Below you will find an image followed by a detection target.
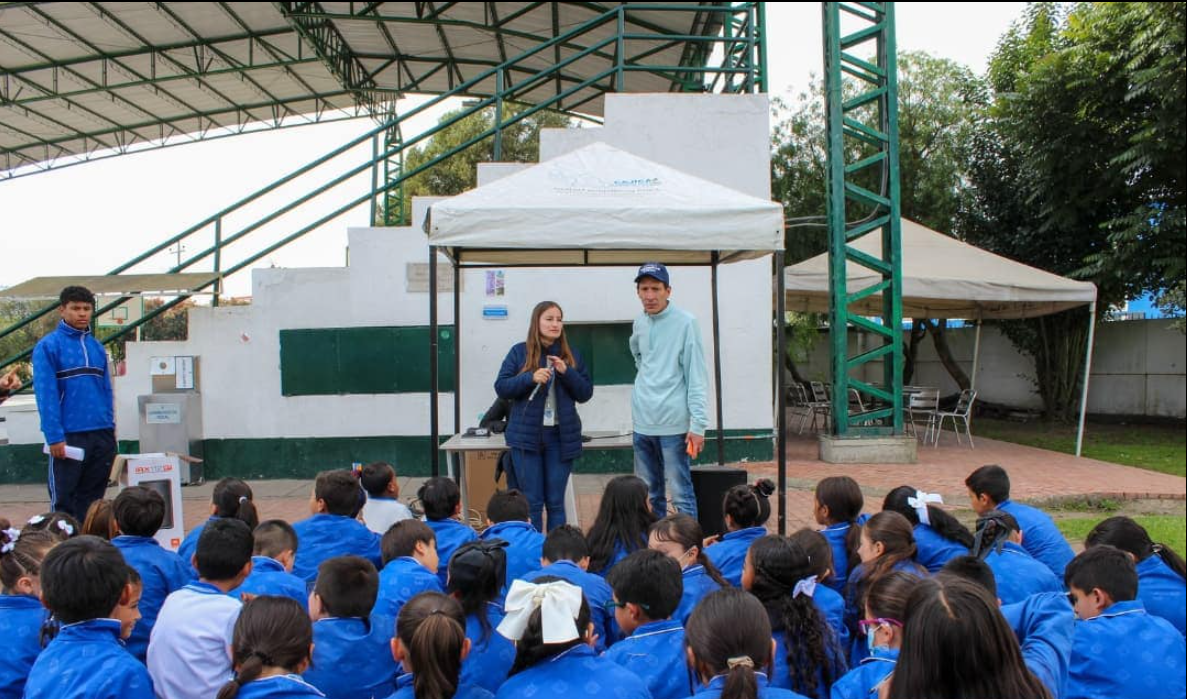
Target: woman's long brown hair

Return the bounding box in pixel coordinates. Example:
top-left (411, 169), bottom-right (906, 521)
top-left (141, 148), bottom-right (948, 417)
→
top-left (520, 301), bottom-right (576, 374)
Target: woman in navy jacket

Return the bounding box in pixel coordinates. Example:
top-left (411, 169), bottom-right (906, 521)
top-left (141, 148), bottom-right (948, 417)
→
top-left (495, 301), bottom-right (593, 532)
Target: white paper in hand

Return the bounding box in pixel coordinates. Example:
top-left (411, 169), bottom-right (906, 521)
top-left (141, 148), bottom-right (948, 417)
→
top-left (43, 444), bottom-right (85, 461)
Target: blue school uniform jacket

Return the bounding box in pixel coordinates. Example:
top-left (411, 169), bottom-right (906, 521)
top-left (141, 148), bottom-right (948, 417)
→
top-left (998, 500), bottom-right (1075, 577)
top-left (694, 673), bottom-right (809, 699)
top-left (911, 523), bottom-right (969, 573)
top-left (461, 603), bottom-right (516, 694)
top-left (387, 672), bottom-right (493, 699)
top-left (1000, 591), bottom-right (1074, 699)
top-left (292, 514), bottom-right (382, 582)
top-left (704, 526), bottom-right (766, 587)
top-left (23, 619), bottom-right (154, 699)
top-left (604, 619), bottom-right (693, 699)
top-left (111, 534), bottom-right (193, 661)
top-left (235, 674), bottom-right (327, 698)
top-left (1135, 554), bottom-right (1186, 636)
top-left (427, 517), bottom-right (479, 588)
top-left (526, 560), bottom-right (615, 650)
top-left (829, 647), bottom-right (898, 699)
top-left (374, 556), bottom-right (444, 622)
top-left (983, 541), bottom-right (1064, 605)
top-left (772, 613), bottom-right (847, 699)
top-left (177, 516), bottom-right (216, 576)
top-left (590, 539), bottom-right (643, 578)
top-left (31, 320), bottom-right (114, 444)
top-left (0, 594), bottom-right (46, 699)
top-left (674, 564), bottom-right (725, 626)
top-left (1067, 600), bottom-right (1186, 699)
top-left (494, 644), bottom-right (650, 699)
top-left (480, 521), bottom-right (544, 592)
top-left (821, 524), bottom-right (856, 594)
top-left (814, 585), bottom-right (850, 652)
top-left (232, 556), bottom-right (309, 609)
top-left (304, 617), bottom-right (398, 699)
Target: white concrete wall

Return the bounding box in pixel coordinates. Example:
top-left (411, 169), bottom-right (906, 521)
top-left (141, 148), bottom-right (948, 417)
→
top-left (793, 320), bottom-right (1186, 418)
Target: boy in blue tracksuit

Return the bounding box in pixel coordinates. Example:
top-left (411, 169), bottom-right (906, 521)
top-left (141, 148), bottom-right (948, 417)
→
top-left (292, 470), bottom-right (382, 583)
top-left (232, 520), bottom-right (308, 609)
top-left (32, 286), bottom-right (117, 521)
top-left (110, 486), bottom-right (192, 661)
top-left (605, 550), bottom-right (694, 699)
top-left (374, 519), bottom-right (443, 623)
top-left (480, 489), bottom-right (544, 594)
top-left (973, 511), bottom-right (1064, 605)
top-left (966, 465), bottom-right (1074, 577)
top-left (1065, 546), bottom-right (1187, 699)
top-left (24, 537), bottom-right (154, 699)
top-left (524, 525), bottom-right (616, 650)
top-left (419, 477), bottom-right (479, 588)
top-left (303, 556), bottom-right (399, 699)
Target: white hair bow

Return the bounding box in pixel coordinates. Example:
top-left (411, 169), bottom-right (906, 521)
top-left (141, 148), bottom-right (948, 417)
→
top-left (1, 528), bottom-right (20, 554)
top-left (497, 579), bottom-right (585, 644)
top-left (907, 490), bottom-right (943, 526)
top-left (792, 575), bottom-right (818, 599)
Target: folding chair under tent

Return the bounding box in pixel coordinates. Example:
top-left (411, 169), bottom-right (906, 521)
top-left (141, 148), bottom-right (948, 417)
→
top-left (422, 141), bottom-right (793, 530)
top-left (783, 219), bottom-right (1100, 454)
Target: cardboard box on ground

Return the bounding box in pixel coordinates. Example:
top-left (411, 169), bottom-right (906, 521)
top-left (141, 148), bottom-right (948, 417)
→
top-left (464, 450), bottom-right (506, 526)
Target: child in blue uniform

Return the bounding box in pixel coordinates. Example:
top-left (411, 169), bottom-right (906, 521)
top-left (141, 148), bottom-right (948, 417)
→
top-left (704, 479), bottom-right (774, 587)
top-left (178, 478), bottom-right (258, 577)
top-left (788, 529), bottom-right (848, 651)
top-left (360, 461), bottom-right (414, 536)
top-left (685, 587), bottom-right (808, 699)
top-left (375, 519), bottom-right (443, 623)
top-left (389, 591), bottom-right (494, 699)
top-left (524, 525), bottom-right (616, 650)
top-left (293, 470), bottom-right (382, 583)
top-left (972, 511), bottom-right (1063, 605)
top-left (966, 464), bottom-right (1074, 577)
top-left (886, 575), bottom-right (1054, 699)
top-left (843, 513), bottom-right (925, 666)
top-left (419, 477), bottom-right (479, 588)
top-left (881, 486), bottom-right (971, 573)
top-left (812, 477), bottom-right (865, 595)
top-left (448, 540), bottom-right (516, 694)
top-left (585, 475), bottom-right (657, 577)
top-left (1085, 516), bottom-right (1186, 635)
top-left (605, 549), bottom-right (694, 699)
top-left (649, 514), bottom-right (727, 625)
top-left (217, 596), bottom-right (323, 699)
top-left (24, 536), bottom-right (154, 699)
top-left (742, 536), bottom-right (845, 699)
top-left (1065, 546), bottom-right (1187, 699)
top-left (494, 577), bottom-right (650, 699)
top-left (830, 571), bottom-right (918, 699)
top-left (479, 489), bottom-right (544, 594)
top-left (0, 522), bottom-right (56, 699)
top-left (110, 485), bottom-right (192, 661)
top-left (304, 555), bottom-right (398, 699)
top-left (233, 520), bottom-right (308, 609)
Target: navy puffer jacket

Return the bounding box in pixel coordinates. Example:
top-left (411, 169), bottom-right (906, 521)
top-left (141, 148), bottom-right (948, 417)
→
top-left (494, 341), bottom-right (593, 460)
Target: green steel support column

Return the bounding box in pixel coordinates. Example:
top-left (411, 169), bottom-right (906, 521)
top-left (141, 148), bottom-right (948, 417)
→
top-left (822, 2), bottom-right (904, 436)
top-left (213, 218), bottom-right (222, 307)
top-left (383, 110), bottom-right (406, 226)
top-left (494, 70), bottom-right (505, 162)
top-left (756, 1), bottom-right (768, 93)
top-left (370, 133), bottom-right (380, 225)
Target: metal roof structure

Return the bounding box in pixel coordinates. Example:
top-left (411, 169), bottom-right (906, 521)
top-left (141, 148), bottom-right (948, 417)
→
top-left (1, 2), bottom-right (735, 179)
top-left (0, 273), bottom-right (220, 299)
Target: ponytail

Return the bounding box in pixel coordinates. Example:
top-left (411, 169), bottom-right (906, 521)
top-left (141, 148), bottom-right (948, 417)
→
top-left (217, 597), bottom-right (311, 699)
top-left (720, 656), bottom-right (760, 699)
top-left (397, 592), bottom-right (468, 699)
top-left (814, 477), bottom-right (864, 575)
top-left (1085, 515), bottom-right (1186, 581)
top-left (972, 511), bottom-right (1018, 560)
top-left (212, 478), bottom-right (259, 530)
top-left (686, 588), bottom-right (774, 699)
top-left (882, 486), bottom-right (974, 548)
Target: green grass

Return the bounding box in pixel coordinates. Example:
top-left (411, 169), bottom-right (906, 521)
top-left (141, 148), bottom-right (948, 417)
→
top-left (1056, 515), bottom-right (1187, 557)
top-left (975, 418), bottom-right (1186, 476)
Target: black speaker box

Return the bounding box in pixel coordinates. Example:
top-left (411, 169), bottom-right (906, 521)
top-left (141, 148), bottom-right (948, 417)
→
top-left (691, 465), bottom-right (748, 537)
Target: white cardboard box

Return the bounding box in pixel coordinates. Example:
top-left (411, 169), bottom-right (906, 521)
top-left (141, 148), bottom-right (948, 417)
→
top-left (110, 452), bottom-right (194, 551)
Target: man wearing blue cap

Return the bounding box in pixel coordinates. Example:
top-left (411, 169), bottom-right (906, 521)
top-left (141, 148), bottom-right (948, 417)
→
top-left (629, 262), bottom-right (708, 518)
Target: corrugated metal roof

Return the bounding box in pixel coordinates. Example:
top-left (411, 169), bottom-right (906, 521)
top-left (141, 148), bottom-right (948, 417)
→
top-left (1, 273), bottom-right (220, 299)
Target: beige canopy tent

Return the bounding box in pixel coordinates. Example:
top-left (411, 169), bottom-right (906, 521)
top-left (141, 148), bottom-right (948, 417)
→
top-left (784, 219), bottom-right (1099, 455)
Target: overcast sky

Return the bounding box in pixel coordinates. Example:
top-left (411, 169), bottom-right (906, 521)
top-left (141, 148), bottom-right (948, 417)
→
top-left (0, 2), bottom-right (1025, 299)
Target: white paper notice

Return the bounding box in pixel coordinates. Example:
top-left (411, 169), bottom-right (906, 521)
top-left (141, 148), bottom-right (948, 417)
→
top-left (43, 444), bottom-right (85, 461)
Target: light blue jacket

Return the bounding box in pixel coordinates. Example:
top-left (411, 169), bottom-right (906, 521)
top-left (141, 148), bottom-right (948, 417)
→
top-left (630, 303), bottom-right (708, 436)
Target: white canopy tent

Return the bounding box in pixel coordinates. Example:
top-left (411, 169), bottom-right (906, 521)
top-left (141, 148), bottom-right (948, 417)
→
top-left (784, 219), bottom-right (1099, 454)
top-left (423, 141), bottom-right (793, 529)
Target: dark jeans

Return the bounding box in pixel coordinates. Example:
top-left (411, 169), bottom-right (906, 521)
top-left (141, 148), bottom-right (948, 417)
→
top-left (510, 426), bottom-right (571, 532)
top-left (48, 428), bottom-right (115, 520)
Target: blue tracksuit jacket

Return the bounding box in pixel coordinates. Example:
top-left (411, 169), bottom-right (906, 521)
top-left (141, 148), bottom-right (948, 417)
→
top-left (526, 560), bottom-right (616, 650)
top-left (22, 619), bottom-right (154, 699)
top-left (427, 517), bottom-right (479, 588)
top-left (674, 564), bottom-right (724, 626)
top-left (1067, 599), bottom-right (1186, 699)
top-left (983, 541), bottom-right (1064, 605)
top-left (480, 520), bottom-right (544, 594)
top-left (32, 320), bottom-right (114, 444)
top-left (604, 618), bottom-right (693, 699)
top-left (232, 556), bottom-right (309, 609)
top-left (0, 594), bottom-right (46, 699)
top-left (387, 672), bottom-right (493, 699)
top-left (233, 674), bottom-right (327, 698)
top-left (829, 647), bottom-right (898, 699)
top-left (292, 514), bottom-right (382, 583)
top-left (814, 584), bottom-right (850, 652)
top-left (374, 556), bottom-right (444, 624)
top-left (111, 534), bottom-right (192, 661)
top-left (704, 526), bottom-right (766, 588)
top-left (303, 617), bottom-right (398, 699)
top-left (998, 500), bottom-right (1075, 577)
top-left (1000, 591), bottom-right (1074, 699)
top-left (460, 603), bottom-right (515, 694)
top-left (1135, 554), bottom-right (1186, 636)
top-left (912, 523), bottom-right (969, 573)
top-left (695, 673), bottom-right (809, 699)
top-left (494, 644), bottom-right (651, 699)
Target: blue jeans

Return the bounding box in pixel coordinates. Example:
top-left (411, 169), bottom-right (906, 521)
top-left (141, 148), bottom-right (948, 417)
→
top-left (633, 432), bottom-right (697, 518)
top-left (510, 427), bottom-right (571, 531)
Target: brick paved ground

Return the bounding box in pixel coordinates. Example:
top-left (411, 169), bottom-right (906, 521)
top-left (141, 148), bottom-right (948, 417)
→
top-left (1, 429), bottom-right (1181, 536)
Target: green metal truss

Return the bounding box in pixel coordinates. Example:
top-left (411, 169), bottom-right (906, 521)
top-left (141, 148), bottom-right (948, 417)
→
top-left (822, 2), bottom-right (904, 436)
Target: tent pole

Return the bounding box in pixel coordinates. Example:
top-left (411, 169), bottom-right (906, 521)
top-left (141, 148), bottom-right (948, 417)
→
top-left (453, 257), bottom-right (461, 438)
top-left (971, 319), bottom-right (982, 392)
top-left (711, 252), bottom-right (725, 466)
top-left (775, 252), bottom-right (787, 535)
top-left (429, 246), bottom-right (440, 477)
top-left (1076, 301), bottom-right (1097, 457)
